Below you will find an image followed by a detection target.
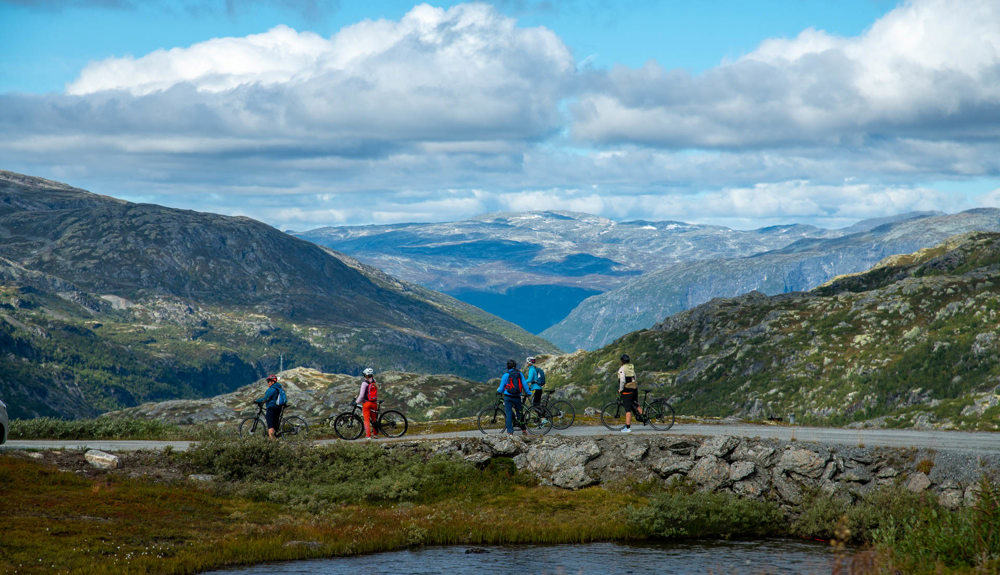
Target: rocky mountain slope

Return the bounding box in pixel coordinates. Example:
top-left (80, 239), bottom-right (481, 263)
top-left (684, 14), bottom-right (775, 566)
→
top-left (0, 171), bottom-right (554, 419)
top-left (543, 232), bottom-right (1000, 431)
top-left (543, 209), bottom-right (1000, 351)
top-left (294, 212), bottom-right (860, 334)
top-left (107, 367), bottom-right (490, 425)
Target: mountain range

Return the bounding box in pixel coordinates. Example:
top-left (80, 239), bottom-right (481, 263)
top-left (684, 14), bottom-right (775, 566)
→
top-left (544, 209), bottom-right (1000, 351)
top-left (294, 212), bottom-right (854, 334)
top-left (0, 171), bottom-right (553, 419)
top-left (294, 209), bottom-right (1000, 351)
top-left (113, 232), bottom-right (1000, 431)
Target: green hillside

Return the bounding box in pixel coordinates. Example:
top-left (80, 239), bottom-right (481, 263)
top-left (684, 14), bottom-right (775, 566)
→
top-left (0, 171), bottom-right (555, 419)
top-left (542, 232), bottom-right (1000, 430)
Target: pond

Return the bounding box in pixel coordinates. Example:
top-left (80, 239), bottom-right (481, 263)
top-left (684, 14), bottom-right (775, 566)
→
top-left (203, 539), bottom-right (847, 574)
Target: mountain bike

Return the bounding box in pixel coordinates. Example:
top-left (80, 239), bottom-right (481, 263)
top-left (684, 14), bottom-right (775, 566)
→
top-left (477, 394), bottom-right (552, 435)
top-left (239, 401), bottom-right (309, 439)
top-left (531, 390), bottom-right (576, 429)
top-left (600, 390), bottom-right (675, 431)
top-left (330, 400), bottom-right (408, 440)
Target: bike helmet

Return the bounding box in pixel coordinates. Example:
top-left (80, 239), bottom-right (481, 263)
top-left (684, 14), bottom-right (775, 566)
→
top-left (526, 356), bottom-right (536, 365)
top-left (266, 375), bottom-right (278, 383)
top-left (362, 367), bottom-right (375, 377)
top-left (620, 354), bottom-right (630, 363)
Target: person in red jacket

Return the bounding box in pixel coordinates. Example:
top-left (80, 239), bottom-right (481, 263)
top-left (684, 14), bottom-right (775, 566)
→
top-left (354, 367), bottom-right (379, 439)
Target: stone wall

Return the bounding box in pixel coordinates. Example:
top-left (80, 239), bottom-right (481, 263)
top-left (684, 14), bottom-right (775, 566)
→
top-left (417, 434), bottom-right (1000, 508)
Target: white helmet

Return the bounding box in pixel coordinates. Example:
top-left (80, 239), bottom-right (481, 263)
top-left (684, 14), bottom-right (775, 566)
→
top-left (362, 367), bottom-right (375, 377)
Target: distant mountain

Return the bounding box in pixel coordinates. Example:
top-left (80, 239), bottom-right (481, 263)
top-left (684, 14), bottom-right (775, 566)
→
top-left (543, 232), bottom-right (1000, 430)
top-left (294, 211), bottom-right (854, 334)
top-left (542, 209), bottom-right (1000, 351)
top-left (0, 171), bottom-right (554, 419)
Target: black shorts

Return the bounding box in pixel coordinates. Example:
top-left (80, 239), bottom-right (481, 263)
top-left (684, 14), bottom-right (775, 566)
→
top-left (266, 405), bottom-right (282, 430)
top-left (621, 390), bottom-right (637, 413)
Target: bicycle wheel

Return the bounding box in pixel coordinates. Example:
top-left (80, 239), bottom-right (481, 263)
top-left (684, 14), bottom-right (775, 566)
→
top-left (334, 412), bottom-right (364, 440)
top-left (600, 401), bottom-right (627, 431)
top-left (547, 399), bottom-right (576, 430)
top-left (239, 417), bottom-right (266, 438)
top-left (377, 410), bottom-right (408, 438)
top-left (646, 400), bottom-right (676, 431)
top-left (280, 415), bottom-right (309, 440)
top-left (523, 405), bottom-right (552, 435)
top-left (477, 405), bottom-right (506, 435)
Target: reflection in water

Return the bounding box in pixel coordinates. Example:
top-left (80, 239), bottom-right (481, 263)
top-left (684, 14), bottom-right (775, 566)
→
top-left (204, 539), bottom-right (844, 575)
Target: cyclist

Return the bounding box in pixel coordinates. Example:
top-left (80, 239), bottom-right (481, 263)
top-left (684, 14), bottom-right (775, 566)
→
top-left (525, 356), bottom-right (544, 407)
top-left (496, 359), bottom-right (529, 437)
top-left (618, 354), bottom-right (643, 433)
top-left (354, 367), bottom-right (379, 439)
top-left (254, 375), bottom-right (284, 440)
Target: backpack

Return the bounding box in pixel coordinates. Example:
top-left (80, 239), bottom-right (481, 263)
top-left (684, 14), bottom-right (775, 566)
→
top-left (621, 364), bottom-right (637, 389)
top-left (536, 366), bottom-right (546, 386)
top-left (365, 381), bottom-right (378, 402)
top-left (275, 385), bottom-right (288, 406)
top-left (504, 370), bottom-right (524, 395)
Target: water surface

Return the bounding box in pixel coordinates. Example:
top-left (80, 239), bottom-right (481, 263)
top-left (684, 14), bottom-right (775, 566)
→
top-left (204, 539), bottom-right (844, 574)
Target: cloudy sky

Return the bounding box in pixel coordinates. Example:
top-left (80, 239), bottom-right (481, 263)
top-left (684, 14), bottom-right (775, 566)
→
top-left (2, 0), bottom-right (999, 231)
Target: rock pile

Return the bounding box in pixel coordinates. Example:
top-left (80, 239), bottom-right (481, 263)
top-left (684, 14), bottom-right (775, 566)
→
top-left (419, 434), bottom-right (997, 508)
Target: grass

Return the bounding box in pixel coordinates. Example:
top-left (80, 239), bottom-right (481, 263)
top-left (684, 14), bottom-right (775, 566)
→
top-left (4, 437), bottom-right (1000, 574)
top-left (0, 442), bottom-right (634, 575)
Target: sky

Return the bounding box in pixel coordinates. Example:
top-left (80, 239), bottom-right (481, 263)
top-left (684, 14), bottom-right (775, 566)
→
top-left (2, 0), bottom-right (1000, 231)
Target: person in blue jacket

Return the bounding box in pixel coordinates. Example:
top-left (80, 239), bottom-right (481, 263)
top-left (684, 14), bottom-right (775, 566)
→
top-left (525, 356), bottom-right (543, 407)
top-left (254, 375), bottom-right (283, 439)
top-left (496, 359), bottom-right (529, 436)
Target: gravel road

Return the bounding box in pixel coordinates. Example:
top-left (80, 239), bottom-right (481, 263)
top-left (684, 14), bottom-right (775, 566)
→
top-left (3, 422), bottom-right (997, 454)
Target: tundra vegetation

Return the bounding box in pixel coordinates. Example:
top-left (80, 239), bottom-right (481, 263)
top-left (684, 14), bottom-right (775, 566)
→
top-left (3, 437), bottom-right (999, 575)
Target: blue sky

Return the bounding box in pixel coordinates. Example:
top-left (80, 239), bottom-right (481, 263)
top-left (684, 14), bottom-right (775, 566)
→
top-left (2, 0), bottom-right (999, 231)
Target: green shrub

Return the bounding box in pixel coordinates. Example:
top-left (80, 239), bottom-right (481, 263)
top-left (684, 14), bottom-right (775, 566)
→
top-left (871, 475), bottom-right (1000, 570)
top-left (627, 489), bottom-right (784, 539)
top-left (184, 437), bottom-right (534, 511)
top-left (10, 417), bottom-right (181, 440)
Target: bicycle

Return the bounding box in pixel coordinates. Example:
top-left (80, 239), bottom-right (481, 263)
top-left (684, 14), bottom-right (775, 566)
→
top-left (239, 401), bottom-right (309, 439)
top-left (329, 400), bottom-right (408, 440)
top-left (477, 393), bottom-right (552, 435)
top-left (600, 390), bottom-right (675, 431)
top-left (531, 390), bottom-right (576, 430)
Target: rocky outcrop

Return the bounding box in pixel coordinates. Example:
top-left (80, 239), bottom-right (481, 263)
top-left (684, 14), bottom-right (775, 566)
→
top-left (420, 435), bottom-right (999, 509)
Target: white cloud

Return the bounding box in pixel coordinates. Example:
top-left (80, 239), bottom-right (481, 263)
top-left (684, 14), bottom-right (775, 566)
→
top-left (3, 0), bottom-right (999, 231)
top-left (68, 25), bottom-right (330, 96)
top-left (572, 0), bottom-right (1000, 148)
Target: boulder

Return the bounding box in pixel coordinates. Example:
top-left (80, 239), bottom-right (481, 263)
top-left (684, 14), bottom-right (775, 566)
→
top-left (85, 450), bottom-right (120, 470)
top-left (650, 452), bottom-right (696, 478)
top-left (688, 455), bottom-right (731, 491)
top-left (778, 448), bottom-right (827, 479)
top-left (696, 436), bottom-right (739, 459)
top-left (729, 460), bottom-right (756, 482)
top-left (905, 472), bottom-right (932, 493)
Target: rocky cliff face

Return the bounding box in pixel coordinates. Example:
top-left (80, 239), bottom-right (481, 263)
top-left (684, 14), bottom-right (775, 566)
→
top-left (546, 232), bottom-right (1000, 430)
top-left (544, 209), bottom-right (1000, 351)
top-left (0, 171), bottom-right (552, 419)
